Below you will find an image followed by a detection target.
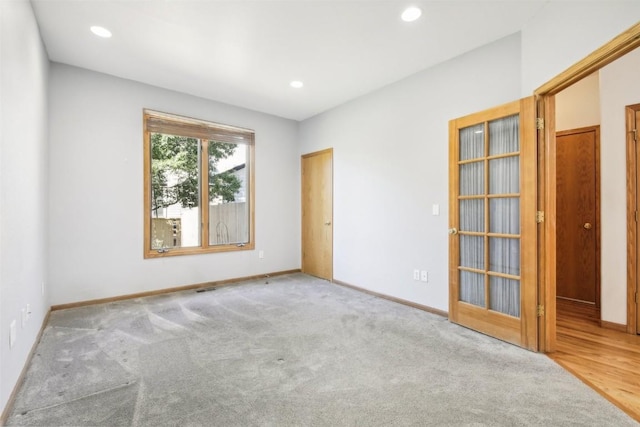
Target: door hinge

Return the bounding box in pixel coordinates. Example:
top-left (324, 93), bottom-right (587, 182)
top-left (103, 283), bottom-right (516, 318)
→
top-left (537, 305), bottom-right (545, 317)
top-left (536, 118), bottom-right (544, 130)
top-left (632, 129), bottom-right (638, 142)
top-left (536, 211), bottom-right (544, 223)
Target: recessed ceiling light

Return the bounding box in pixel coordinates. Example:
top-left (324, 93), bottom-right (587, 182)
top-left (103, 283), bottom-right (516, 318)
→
top-left (290, 80), bottom-right (304, 89)
top-left (90, 26), bottom-right (112, 38)
top-left (401, 6), bottom-right (422, 22)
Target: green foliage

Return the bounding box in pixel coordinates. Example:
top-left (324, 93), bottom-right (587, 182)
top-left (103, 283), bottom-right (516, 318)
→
top-left (151, 133), bottom-right (243, 214)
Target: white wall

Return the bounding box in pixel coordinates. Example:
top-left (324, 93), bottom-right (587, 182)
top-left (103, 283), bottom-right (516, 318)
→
top-left (299, 34), bottom-right (522, 312)
top-left (48, 64), bottom-right (300, 305)
top-left (555, 72), bottom-right (601, 131)
top-left (521, 2), bottom-right (640, 95)
top-left (298, 8), bottom-right (640, 316)
top-left (0, 0), bottom-right (50, 416)
top-left (599, 47), bottom-right (640, 324)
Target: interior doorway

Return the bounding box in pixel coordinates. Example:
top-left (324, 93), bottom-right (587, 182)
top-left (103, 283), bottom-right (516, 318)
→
top-left (536, 22), bottom-right (640, 352)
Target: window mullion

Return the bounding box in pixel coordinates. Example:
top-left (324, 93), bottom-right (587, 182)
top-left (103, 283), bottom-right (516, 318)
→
top-left (201, 139), bottom-right (210, 249)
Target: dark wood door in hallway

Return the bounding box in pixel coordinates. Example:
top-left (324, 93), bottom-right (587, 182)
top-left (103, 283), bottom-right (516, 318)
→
top-left (556, 126), bottom-right (600, 320)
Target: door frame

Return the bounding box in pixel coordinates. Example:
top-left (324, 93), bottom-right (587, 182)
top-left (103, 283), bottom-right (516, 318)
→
top-left (626, 104), bottom-right (640, 334)
top-left (535, 22), bottom-right (640, 351)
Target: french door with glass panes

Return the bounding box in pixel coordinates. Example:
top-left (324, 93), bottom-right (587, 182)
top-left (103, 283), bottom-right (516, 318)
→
top-left (448, 98), bottom-right (537, 351)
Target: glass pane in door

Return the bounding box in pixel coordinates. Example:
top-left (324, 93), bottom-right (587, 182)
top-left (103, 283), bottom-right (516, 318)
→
top-left (460, 124), bottom-right (484, 160)
top-left (460, 271), bottom-right (485, 307)
top-left (490, 276), bottom-right (520, 317)
top-left (489, 198), bottom-right (519, 234)
top-left (489, 115), bottom-right (519, 155)
top-left (489, 157), bottom-right (519, 194)
top-left (460, 199), bottom-right (484, 232)
top-left (460, 235), bottom-right (484, 270)
top-left (460, 162), bottom-right (484, 195)
top-left (489, 237), bottom-right (520, 276)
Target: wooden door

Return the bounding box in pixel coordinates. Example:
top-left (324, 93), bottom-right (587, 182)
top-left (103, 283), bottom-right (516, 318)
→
top-left (301, 149), bottom-right (333, 280)
top-left (556, 126), bottom-right (600, 320)
top-left (449, 97), bottom-right (537, 351)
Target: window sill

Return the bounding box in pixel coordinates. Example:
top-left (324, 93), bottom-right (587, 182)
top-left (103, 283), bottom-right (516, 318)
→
top-left (144, 242), bottom-right (255, 259)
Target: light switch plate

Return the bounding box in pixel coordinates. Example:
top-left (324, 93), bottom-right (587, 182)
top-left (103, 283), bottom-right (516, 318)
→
top-left (432, 204), bottom-right (440, 216)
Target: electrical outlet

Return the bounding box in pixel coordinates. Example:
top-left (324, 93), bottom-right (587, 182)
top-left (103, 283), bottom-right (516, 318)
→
top-left (10, 320), bottom-right (16, 349)
top-left (413, 269), bottom-right (420, 281)
top-left (421, 271), bottom-right (429, 282)
top-left (259, 250), bottom-right (264, 259)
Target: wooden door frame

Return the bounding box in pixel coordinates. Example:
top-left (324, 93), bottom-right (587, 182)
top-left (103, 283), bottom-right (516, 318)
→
top-left (535, 22), bottom-right (640, 352)
top-left (555, 125), bottom-right (601, 320)
top-left (626, 104), bottom-right (640, 334)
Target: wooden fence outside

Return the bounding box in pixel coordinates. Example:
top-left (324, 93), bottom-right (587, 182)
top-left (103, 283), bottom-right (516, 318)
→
top-left (151, 202), bottom-right (247, 248)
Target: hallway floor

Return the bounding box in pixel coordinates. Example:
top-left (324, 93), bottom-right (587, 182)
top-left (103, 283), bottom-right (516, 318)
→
top-left (551, 313), bottom-right (640, 422)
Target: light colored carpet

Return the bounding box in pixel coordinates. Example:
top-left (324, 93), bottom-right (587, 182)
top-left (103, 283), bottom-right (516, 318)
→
top-left (6, 273), bottom-right (637, 426)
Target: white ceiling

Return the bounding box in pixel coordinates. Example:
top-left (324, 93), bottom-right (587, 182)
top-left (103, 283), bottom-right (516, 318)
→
top-left (31, 0), bottom-right (550, 121)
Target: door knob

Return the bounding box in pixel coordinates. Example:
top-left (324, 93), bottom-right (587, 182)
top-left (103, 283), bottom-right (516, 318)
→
top-left (448, 227), bottom-right (458, 235)
top-left (583, 223), bottom-right (592, 230)
top-left (324, 221), bottom-right (331, 226)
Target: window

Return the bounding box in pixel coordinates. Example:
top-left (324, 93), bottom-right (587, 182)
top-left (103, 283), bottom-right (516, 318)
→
top-left (143, 110), bottom-right (255, 258)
